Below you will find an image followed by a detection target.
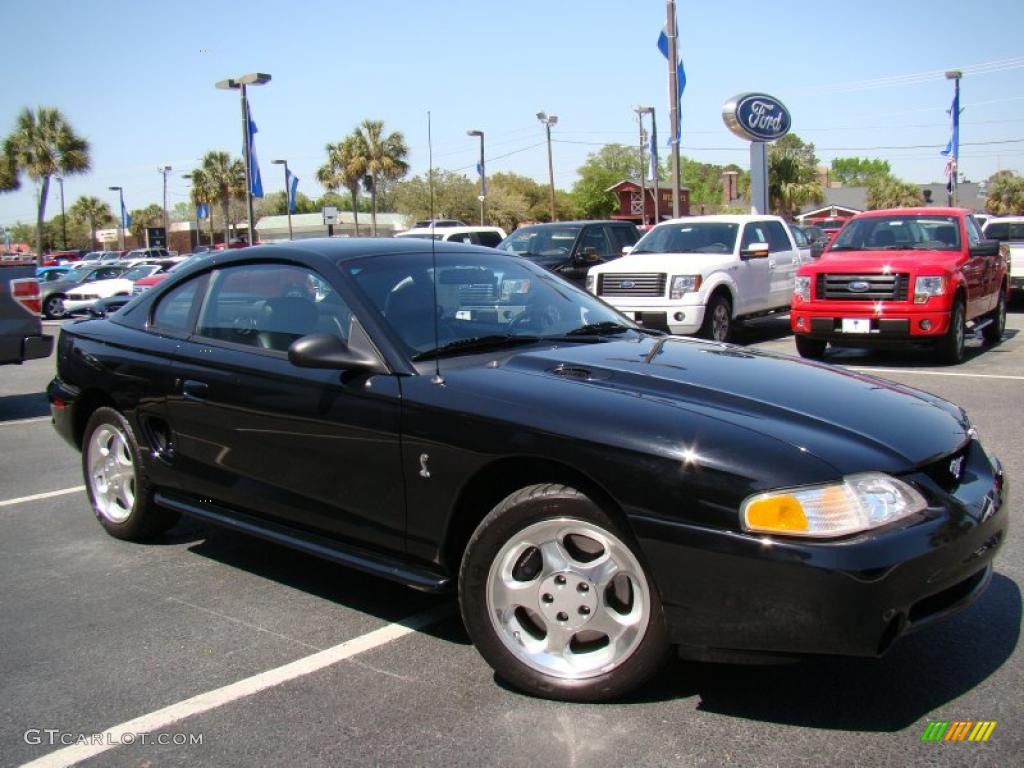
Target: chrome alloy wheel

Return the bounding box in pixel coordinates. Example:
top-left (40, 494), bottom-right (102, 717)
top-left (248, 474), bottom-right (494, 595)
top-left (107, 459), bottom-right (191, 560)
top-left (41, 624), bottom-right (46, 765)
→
top-left (86, 423), bottom-right (136, 524)
top-left (710, 302), bottom-right (731, 342)
top-left (486, 518), bottom-right (650, 680)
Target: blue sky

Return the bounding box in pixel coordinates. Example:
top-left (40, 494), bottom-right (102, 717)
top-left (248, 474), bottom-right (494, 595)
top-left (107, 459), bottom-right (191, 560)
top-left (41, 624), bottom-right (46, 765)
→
top-left (1, 0), bottom-right (1022, 228)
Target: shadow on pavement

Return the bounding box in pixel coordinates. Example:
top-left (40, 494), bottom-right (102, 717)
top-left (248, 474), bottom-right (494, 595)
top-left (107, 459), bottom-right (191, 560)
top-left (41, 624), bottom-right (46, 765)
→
top-left (0, 391), bottom-right (51, 422)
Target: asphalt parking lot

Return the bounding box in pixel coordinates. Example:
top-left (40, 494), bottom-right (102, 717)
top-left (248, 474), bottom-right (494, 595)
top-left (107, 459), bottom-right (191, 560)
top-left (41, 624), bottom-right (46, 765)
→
top-left (2, 303), bottom-right (1022, 768)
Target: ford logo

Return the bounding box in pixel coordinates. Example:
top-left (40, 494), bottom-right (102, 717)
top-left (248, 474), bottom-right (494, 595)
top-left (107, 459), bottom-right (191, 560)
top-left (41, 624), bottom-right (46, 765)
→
top-left (620, 280), bottom-right (636, 289)
top-left (848, 281), bottom-right (871, 293)
top-left (722, 93), bottom-right (792, 143)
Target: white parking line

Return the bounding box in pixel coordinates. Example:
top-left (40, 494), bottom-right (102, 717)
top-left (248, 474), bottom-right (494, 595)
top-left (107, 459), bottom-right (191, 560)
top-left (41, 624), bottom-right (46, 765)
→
top-left (846, 367), bottom-right (1024, 381)
top-left (0, 416), bottom-right (51, 427)
top-left (20, 604), bottom-right (453, 768)
top-left (0, 486), bottom-right (85, 508)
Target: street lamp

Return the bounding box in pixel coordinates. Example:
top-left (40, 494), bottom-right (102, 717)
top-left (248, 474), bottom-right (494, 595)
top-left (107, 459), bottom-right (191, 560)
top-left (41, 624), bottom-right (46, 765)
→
top-left (216, 72), bottom-right (272, 247)
top-left (108, 186), bottom-right (125, 250)
top-left (536, 112), bottom-right (558, 221)
top-left (158, 165), bottom-right (172, 237)
top-left (271, 159), bottom-right (293, 240)
top-left (467, 130), bottom-right (486, 226)
top-left (945, 69), bottom-right (962, 206)
top-left (55, 176), bottom-right (66, 249)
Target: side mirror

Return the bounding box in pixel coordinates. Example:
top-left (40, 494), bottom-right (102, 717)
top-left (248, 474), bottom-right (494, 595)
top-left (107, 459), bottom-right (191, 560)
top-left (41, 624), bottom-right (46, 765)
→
top-left (741, 242), bottom-right (771, 259)
top-left (577, 246), bottom-right (600, 263)
top-left (288, 333), bottom-right (385, 372)
top-left (970, 239), bottom-right (1000, 258)
top-left (621, 245), bottom-right (634, 256)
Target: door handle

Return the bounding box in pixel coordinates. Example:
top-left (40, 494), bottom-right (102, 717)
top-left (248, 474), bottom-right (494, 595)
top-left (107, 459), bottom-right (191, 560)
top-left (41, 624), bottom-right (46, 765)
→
top-left (768, 259), bottom-right (777, 269)
top-left (181, 379), bottom-right (208, 400)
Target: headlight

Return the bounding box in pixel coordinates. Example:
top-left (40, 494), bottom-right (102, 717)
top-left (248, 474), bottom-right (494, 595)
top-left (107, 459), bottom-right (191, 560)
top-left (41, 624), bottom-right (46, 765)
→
top-left (914, 276), bottom-right (945, 304)
top-left (585, 274), bottom-right (595, 293)
top-left (670, 275), bottom-right (701, 300)
top-left (794, 275), bottom-right (811, 302)
top-left (741, 472), bottom-right (927, 538)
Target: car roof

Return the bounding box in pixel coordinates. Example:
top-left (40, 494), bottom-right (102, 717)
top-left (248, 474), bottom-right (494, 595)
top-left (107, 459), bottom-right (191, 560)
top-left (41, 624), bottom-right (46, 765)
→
top-left (185, 237), bottom-right (501, 267)
top-left (514, 220), bottom-right (632, 228)
top-left (657, 214), bottom-right (783, 224)
top-left (853, 207), bottom-right (966, 218)
top-left (397, 226), bottom-right (505, 236)
top-left (984, 215), bottom-right (1024, 223)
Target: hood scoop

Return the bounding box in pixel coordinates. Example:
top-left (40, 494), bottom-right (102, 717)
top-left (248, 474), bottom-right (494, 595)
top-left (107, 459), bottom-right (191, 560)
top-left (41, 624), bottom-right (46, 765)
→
top-left (548, 364), bottom-right (611, 382)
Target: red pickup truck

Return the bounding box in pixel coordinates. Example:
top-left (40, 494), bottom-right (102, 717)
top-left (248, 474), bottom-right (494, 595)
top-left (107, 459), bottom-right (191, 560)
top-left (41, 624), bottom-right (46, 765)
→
top-left (791, 207), bottom-right (1008, 365)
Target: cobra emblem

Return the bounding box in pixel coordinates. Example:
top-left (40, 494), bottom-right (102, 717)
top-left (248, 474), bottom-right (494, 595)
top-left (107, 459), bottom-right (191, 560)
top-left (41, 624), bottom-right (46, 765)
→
top-left (419, 453), bottom-right (431, 479)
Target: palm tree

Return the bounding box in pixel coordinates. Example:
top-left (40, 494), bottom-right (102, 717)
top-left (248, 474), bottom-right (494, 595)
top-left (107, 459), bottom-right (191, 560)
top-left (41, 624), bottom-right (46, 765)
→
top-left (1, 107), bottom-right (90, 261)
top-left (317, 136), bottom-right (367, 236)
top-left (351, 120), bottom-right (409, 236)
top-left (68, 195), bottom-right (113, 250)
top-left (192, 151), bottom-right (245, 245)
top-left (186, 167), bottom-right (217, 245)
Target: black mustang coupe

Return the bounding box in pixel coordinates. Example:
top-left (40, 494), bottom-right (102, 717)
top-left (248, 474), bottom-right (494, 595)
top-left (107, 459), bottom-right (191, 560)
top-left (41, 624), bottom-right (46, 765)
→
top-left (48, 239), bottom-right (1007, 701)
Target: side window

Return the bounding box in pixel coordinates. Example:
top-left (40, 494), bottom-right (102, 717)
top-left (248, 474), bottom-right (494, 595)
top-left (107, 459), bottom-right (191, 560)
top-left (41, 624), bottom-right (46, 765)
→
top-left (741, 223), bottom-right (769, 249)
top-left (578, 226), bottom-right (614, 258)
top-left (609, 225), bottom-right (638, 251)
top-left (764, 221), bottom-right (793, 253)
top-left (476, 231), bottom-right (503, 248)
top-left (152, 278), bottom-right (202, 334)
top-left (965, 216), bottom-right (982, 246)
top-left (790, 227), bottom-right (809, 248)
top-left (195, 263), bottom-right (352, 352)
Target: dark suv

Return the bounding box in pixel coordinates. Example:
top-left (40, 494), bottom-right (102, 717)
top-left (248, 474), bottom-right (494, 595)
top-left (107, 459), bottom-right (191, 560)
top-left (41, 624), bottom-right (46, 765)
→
top-left (497, 221), bottom-right (639, 285)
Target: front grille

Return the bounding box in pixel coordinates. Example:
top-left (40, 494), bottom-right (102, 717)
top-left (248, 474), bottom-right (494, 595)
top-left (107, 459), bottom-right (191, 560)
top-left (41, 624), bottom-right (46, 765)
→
top-left (598, 273), bottom-right (666, 297)
top-left (815, 273), bottom-right (910, 301)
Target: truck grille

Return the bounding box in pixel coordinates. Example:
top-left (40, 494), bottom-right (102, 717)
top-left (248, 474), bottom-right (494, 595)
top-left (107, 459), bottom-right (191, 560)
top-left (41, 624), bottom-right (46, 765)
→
top-left (815, 273), bottom-right (910, 301)
top-left (598, 273), bottom-right (666, 297)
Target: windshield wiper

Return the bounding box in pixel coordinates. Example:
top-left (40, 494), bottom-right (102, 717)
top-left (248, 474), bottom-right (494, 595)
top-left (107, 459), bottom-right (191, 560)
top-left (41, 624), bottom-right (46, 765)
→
top-left (563, 321), bottom-right (633, 337)
top-left (412, 334), bottom-right (540, 361)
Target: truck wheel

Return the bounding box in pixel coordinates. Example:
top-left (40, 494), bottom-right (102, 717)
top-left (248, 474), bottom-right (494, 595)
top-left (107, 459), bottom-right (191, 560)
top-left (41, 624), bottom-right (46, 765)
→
top-left (938, 298), bottom-right (966, 365)
top-left (82, 407), bottom-right (179, 541)
top-left (795, 335), bottom-right (827, 360)
top-left (982, 288), bottom-right (1006, 344)
top-left (700, 294), bottom-right (733, 343)
top-left (459, 484), bottom-right (670, 702)
top-left (43, 294), bottom-right (66, 319)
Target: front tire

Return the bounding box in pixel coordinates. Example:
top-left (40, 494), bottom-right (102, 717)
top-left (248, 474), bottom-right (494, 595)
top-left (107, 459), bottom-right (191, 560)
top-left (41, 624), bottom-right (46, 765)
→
top-left (700, 293), bottom-right (733, 343)
top-left (82, 407), bottom-right (178, 540)
top-left (982, 287), bottom-right (1006, 344)
top-left (937, 298), bottom-right (966, 365)
top-left (459, 484), bottom-right (669, 702)
top-left (795, 335), bottom-right (827, 360)
top-left (43, 294), bottom-right (66, 319)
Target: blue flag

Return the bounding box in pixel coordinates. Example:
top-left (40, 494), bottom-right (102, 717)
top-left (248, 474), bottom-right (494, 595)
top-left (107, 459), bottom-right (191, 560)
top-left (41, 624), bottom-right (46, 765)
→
top-left (247, 107), bottom-right (264, 198)
top-left (196, 203), bottom-right (210, 220)
top-left (121, 198), bottom-right (131, 228)
top-left (286, 170), bottom-right (299, 213)
top-left (657, 22), bottom-right (686, 144)
top-left (476, 161), bottom-right (487, 195)
top-left (647, 115), bottom-right (659, 183)
top-left (940, 90), bottom-right (960, 161)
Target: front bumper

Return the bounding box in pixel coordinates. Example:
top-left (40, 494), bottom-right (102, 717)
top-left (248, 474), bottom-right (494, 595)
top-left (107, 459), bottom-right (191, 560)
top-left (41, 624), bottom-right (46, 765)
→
top-left (634, 441), bottom-right (1007, 658)
top-left (62, 298), bottom-right (100, 314)
top-left (791, 303), bottom-right (953, 346)
top-left (600, 300), bottom-right (706, 336)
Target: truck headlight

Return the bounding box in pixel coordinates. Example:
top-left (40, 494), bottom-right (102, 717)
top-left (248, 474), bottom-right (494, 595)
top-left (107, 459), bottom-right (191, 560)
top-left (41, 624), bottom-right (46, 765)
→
top-left (585, 274), bottom-right (595, 293)
top-left (794, 275), bottom-right (811, 302)
top-left (914, 276), bottom-right (945, 304)
top-left (741, 472), bottom-right (927, 538)
top-left (670, 275), bottom-right (701, 300)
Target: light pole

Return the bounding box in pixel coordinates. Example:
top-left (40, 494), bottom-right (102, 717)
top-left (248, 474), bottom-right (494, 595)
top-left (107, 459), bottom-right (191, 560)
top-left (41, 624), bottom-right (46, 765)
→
top-left (158, 165), bottom-right (172, 238)
top-left (537, 112), bottom-right (558, 221)
top-left (55, 176), bottom-right (66, 249)
top-left (467, 130), bottom-right (486, 225)
top-left (216, 72), bottom-right (271, 247)
top-left (945, 69), bottom-right (962, 207)
top-left (108, 186), bottom-right (125, 251)
top-left (638, 107), bottom-right (659, 224)
top-left (271, 159), bottom-right (293, 240)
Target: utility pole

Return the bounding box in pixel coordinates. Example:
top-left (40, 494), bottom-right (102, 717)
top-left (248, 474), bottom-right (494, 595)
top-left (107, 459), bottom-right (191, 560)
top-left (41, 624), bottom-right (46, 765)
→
top-left (537, 112), bottom-right (558, 221)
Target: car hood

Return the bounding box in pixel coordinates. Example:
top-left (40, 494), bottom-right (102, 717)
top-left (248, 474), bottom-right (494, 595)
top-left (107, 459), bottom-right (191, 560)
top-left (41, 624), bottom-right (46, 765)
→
top-left (593, 251), bottom-right (736, 275)
top-left (68, 277), bottom-right (132, 297)
top-left (493, 336), bottom-right (968, 474)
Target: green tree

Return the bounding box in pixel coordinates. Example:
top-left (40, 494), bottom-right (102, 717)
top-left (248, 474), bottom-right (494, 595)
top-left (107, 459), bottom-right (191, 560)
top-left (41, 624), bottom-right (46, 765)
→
top-left (128, 204), bottom-right (164, 245)
top-left (866, 175), bottom-right (923, 209)
top-left (189, 151), bottom-right (245, 245)
top-left (571, 144), bottom-right (643, 219)
top-left (317, 136), bottom-right (368, 236)
top-left (393, 171), bottom-right (479, 224)
top-left (68, 195), bottom-right (113, 250)
top-left (768, 134), bottom-right (823, 218)
top-left (1, 107), bottom-right (90, 260)
top-left (489, 172), bottom-right (574, 222)
top-left (255, 190), bottom-right (318, 217)
top-left (829, 157), bottom-right (891, 186)
top-left (985, 171), bottom-right (1024, 215)
top-left (351, 120), bottom-right (409, 236)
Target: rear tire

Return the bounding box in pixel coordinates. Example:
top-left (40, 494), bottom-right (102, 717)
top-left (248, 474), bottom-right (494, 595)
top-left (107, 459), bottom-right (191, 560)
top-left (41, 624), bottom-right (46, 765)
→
top-left (700, 293), bottom-right (733, 343)
top-left (82, 407), bottom-right (178, 541)
top-left (459, 484), bottom-right (670, 702)
top-left (795, 335), bottom-right (827, 360)
top-left (982, 287), bottom-right (1006, 344)
top-left (937, 298), bottom-right (966, 365)
top-left (43, 294), bottom-right (66, 319)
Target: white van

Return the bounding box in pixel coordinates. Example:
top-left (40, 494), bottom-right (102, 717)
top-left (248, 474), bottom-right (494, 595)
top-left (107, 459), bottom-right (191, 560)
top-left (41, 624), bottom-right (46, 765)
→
top-left (395, 226), bottom-right (507, 248)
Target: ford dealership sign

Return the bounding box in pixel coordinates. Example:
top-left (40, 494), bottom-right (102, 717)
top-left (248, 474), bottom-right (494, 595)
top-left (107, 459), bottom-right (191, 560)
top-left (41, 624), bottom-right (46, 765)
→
top-left (722, 93), bottom-right (791, 142)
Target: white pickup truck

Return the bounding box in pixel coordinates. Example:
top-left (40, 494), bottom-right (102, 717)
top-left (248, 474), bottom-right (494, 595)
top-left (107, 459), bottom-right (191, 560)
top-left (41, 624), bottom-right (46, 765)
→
top-left (586, 215), bottom-right (806, 342)
top-left (982, 216), bottom-right (1024, 294)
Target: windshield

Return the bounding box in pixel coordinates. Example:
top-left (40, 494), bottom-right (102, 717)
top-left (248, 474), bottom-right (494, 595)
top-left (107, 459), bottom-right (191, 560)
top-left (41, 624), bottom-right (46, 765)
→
top-left (497, 226), bottom-right (582, 259)
top-left (983, 221), bottom-right (1024, 241)
top-left (123, 265), bottom-right (158, 280)
top-left (632, 222), bottom-right (739, 255)
top-left (344, 250), bottom-right (636, 359)
top-left (831, 215), bottom-right (962, 251)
